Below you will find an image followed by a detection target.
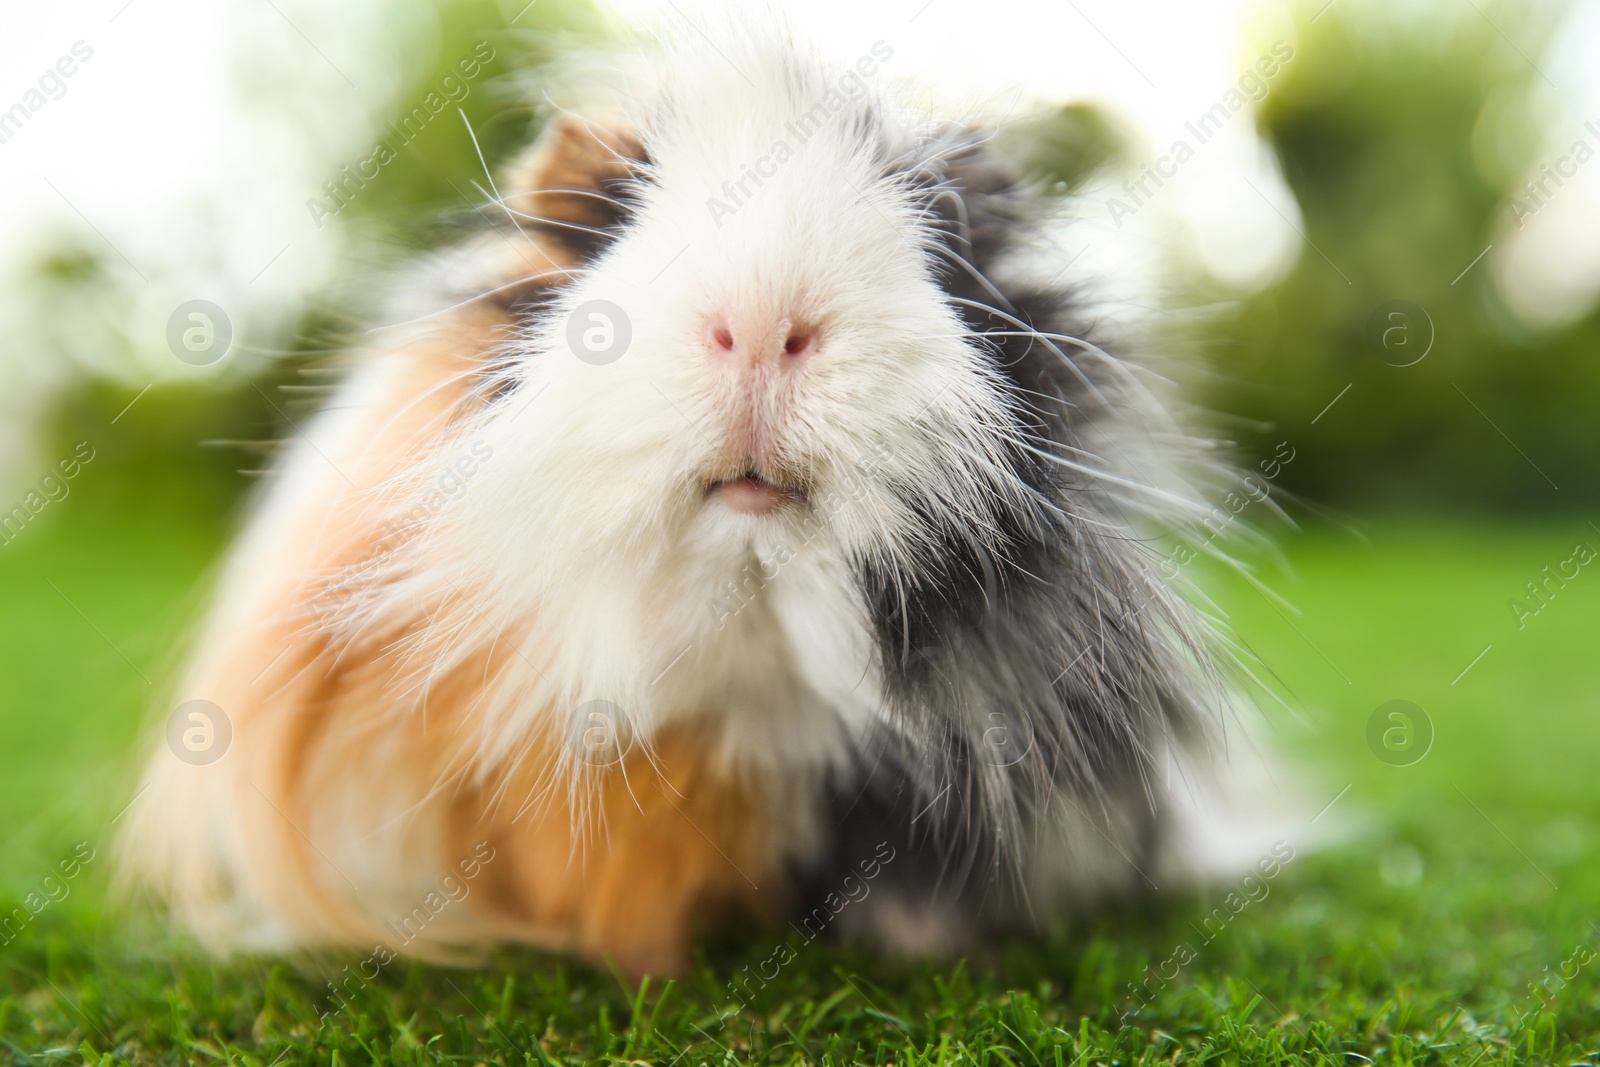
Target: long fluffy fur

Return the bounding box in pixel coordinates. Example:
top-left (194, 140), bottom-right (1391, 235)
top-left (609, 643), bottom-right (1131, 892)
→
top-left (117, 26), bottom-right (1276, 972)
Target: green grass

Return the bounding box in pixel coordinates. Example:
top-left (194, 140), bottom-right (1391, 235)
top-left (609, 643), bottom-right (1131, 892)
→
top-left (3, 457), bottom-right (1599, 1065)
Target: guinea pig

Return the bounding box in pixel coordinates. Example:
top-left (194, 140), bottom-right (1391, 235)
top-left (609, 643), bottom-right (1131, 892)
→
top-left (116, 25), bottom-right (1273, 977)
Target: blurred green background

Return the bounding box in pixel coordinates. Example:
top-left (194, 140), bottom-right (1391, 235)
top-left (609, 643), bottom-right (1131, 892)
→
top-left (3, 0), bottom-right (1599, 1060)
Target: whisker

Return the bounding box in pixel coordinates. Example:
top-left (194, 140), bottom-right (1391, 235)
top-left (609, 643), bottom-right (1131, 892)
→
top-left (497, 204), bottom-right (625, 242)
top-left (947, 295), bottom-right (1119, 413)
top-left (459, 107), bottom-right (531, 244)
top-left (370, 266), bottom-right (585, 331)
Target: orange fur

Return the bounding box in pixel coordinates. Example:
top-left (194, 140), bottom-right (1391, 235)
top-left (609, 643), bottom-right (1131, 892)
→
top-left (456, 720), bottom-right (774, 975)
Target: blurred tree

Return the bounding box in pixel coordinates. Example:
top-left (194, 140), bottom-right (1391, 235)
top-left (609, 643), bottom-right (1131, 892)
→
top-left (315, 0), bottom-right (603, 245)
top-left (1205, 0), bottom-right (1597, 510)
top-left (1007, 102), bottom-right (1133, 194)
top-left (39, 0), bottom-right (596, 515)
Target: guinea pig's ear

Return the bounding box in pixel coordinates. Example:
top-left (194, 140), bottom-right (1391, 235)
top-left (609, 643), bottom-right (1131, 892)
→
top-left (503, 113), bottom-right (648, 261)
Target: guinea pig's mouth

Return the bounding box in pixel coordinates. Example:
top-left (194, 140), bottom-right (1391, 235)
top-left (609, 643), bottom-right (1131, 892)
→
top-left (705, 471), bottom-right (806, 515)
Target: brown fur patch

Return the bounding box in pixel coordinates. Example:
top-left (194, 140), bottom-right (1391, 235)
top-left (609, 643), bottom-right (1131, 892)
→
top-left (458, 719), bottom-right (775, 975)
top-left (500, 115), bottom-right (646, 270)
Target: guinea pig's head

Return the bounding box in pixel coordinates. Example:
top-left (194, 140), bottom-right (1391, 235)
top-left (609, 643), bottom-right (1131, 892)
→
top-left (486, 36), bottom-right (1050, 591)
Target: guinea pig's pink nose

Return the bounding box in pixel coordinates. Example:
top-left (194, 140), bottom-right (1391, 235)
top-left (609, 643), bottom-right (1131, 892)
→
top-left (706, 317), bottom-right (815, 367)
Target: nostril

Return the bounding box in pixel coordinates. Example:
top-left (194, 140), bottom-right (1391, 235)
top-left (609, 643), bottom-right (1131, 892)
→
top-left (708, 320), bottom-right (813, 361)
